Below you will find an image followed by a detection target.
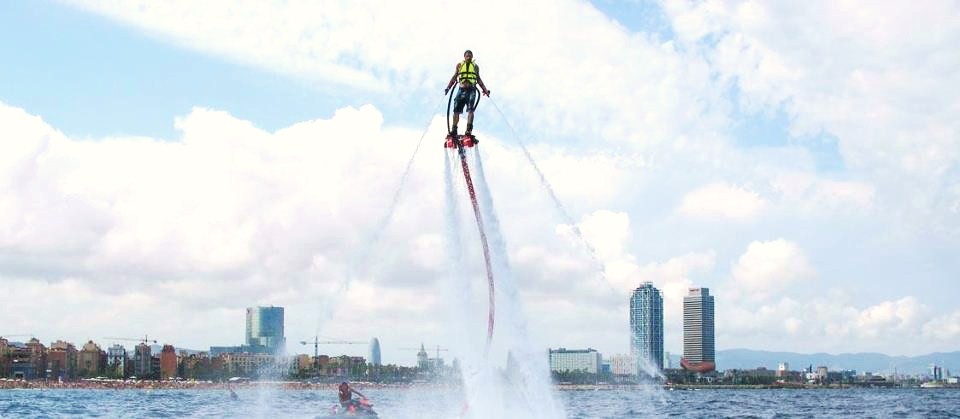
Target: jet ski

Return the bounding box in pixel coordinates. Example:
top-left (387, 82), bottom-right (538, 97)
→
top-left (315, 398), bottom-right (378, 418)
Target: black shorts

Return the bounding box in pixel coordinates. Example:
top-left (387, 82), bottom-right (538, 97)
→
top-left (453, 85), bottom-right (478, 114)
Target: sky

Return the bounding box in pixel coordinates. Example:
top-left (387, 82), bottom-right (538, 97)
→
top-left (1, 0), bottom-right (959, 366)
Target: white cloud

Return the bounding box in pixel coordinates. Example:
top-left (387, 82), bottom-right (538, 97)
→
top-left (770, 173), bottom-right (875, 213)
top-left (573, 210), bottom-right (632, 262)
top-left (663, 0), bottom-right (960, 221)
top-left (922, 310), bottom-right (960, 341)
top-left (720, 293), bottom-right (944, 355)
top-left (677, 182), bottom-right (766, 219)
top-left (854, 297), bottom-right (929, 338)
top-left (730, 239), bottom-right (815, 297)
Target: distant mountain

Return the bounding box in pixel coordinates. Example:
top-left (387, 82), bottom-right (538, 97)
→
top-left (690, 349), bottom-right (960, 375)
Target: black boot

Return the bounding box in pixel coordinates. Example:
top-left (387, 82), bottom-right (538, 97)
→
top-left (465, 123), bottom-right (473, 136)
top-left (450, 125), bottom-right (458, 136)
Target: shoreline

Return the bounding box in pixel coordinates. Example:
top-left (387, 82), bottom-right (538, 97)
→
top-left (0, 380), bottom-right (442, 391)
top-left (1, 380), bottom-right (956, 391)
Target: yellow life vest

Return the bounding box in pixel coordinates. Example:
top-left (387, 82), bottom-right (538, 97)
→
top-left (458, 61), bottom-right (478, 85)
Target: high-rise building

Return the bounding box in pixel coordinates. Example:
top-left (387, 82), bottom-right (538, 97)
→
top-left (160, 345), bottom-right (177, 379)
top-left (246, 306), bottom-right (285, 355)
top-left (0, 338), bottom-right (9, 377)
top-left (133, 343), bottom-right (152, 378)
top-left (369, 338), bottom-right (382, 367)
top-left (932, 364), bottom-right (944, 381)
top-left (7, 339), bottom-right (44, 379)
top-left (681, 287), bottom-right (715, 373)
top-left (25, 338), bottom-right (46, 375)
top-left (548, 348), bottom-right (602, 374)
top-left (78, 341), bottom-right (103, 378)
top-left (630, 282), bottom-right (663, 373)
top-left (48, 340), bottom-right (78, 380)
top-left (107, 344), bottom-right (127, 378)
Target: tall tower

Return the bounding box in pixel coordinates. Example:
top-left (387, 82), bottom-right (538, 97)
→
top-left (630, 282), bottom-right (664, 373)
top-left (681, 287), bottom-right (715, 373)
top-left (369, 338), bottom-right (382, 367)
top-left (246, 306), bottom-right (285, 355)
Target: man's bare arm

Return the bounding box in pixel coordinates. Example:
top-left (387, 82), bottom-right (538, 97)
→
top-left (445, 63), bottom-right (461, 92)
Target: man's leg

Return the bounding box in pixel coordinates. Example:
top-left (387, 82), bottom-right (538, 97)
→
top-left (466, 111), bottom-right (475, 134)
top-left (451, 113), bottom-right (460, 135)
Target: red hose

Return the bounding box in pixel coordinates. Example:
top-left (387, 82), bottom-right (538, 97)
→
top-left (458, 149), bottom-right (496, 345)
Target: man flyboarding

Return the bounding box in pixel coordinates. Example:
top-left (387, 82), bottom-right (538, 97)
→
top-left (445, 49), bottom-right (490, 138)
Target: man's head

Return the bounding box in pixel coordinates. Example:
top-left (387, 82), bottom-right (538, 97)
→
top-left (463, 50), bottom-right (473, 62)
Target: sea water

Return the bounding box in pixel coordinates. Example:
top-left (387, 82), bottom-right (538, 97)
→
top-left (1, 387), bottom-right (958, 418)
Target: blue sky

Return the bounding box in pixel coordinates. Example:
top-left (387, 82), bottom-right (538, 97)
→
top-left (2, 1), bottom-right (346, 139)
top-left (1, 0), bottom-right (959, 363)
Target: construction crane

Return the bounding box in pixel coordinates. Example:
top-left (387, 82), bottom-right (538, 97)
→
top-left (299, 336), bottom-right (366, 359)
top-left (103, 335), bottom-right (157, 345)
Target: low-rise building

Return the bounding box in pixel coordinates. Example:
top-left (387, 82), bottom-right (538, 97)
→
top-left (816, 366), bottom-right (829, 383)
top-left (608, 354), bottom-right (637, 376)
top-left (293, 354), bottom-right (312, 375)
top-left (179, 351), bottom-right (212, 379)
top-left (777, 362), bottom-right (790, 377)
top-left (548, 348), bottom-right (602, 374)
top-left (220, 352), bottom-right (275, 377)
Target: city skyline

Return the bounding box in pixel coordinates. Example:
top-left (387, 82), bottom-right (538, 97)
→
top-left (1, 1), bottom-right (959, 366)
top-left (0, 276), bottom-right (951, 366)
top-left (5, 333), bottom-right (958, 378)
top-left (5, 279), bottom-right (951, 376)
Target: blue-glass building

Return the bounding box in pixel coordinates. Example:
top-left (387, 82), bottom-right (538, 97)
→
top-left (630, 282), bottom-right (664, 373)
top-left (246, 306), bottom-right (285, 355)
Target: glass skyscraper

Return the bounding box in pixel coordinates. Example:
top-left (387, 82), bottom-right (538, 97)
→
top-left (630, 282), bottom-right (663, 372)
top-left (246, 306), bottom-right (285, 355)
top-left (369, 338), bottom-right (382, 366)
top-left (682, 288), bottom-right (715, 371)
